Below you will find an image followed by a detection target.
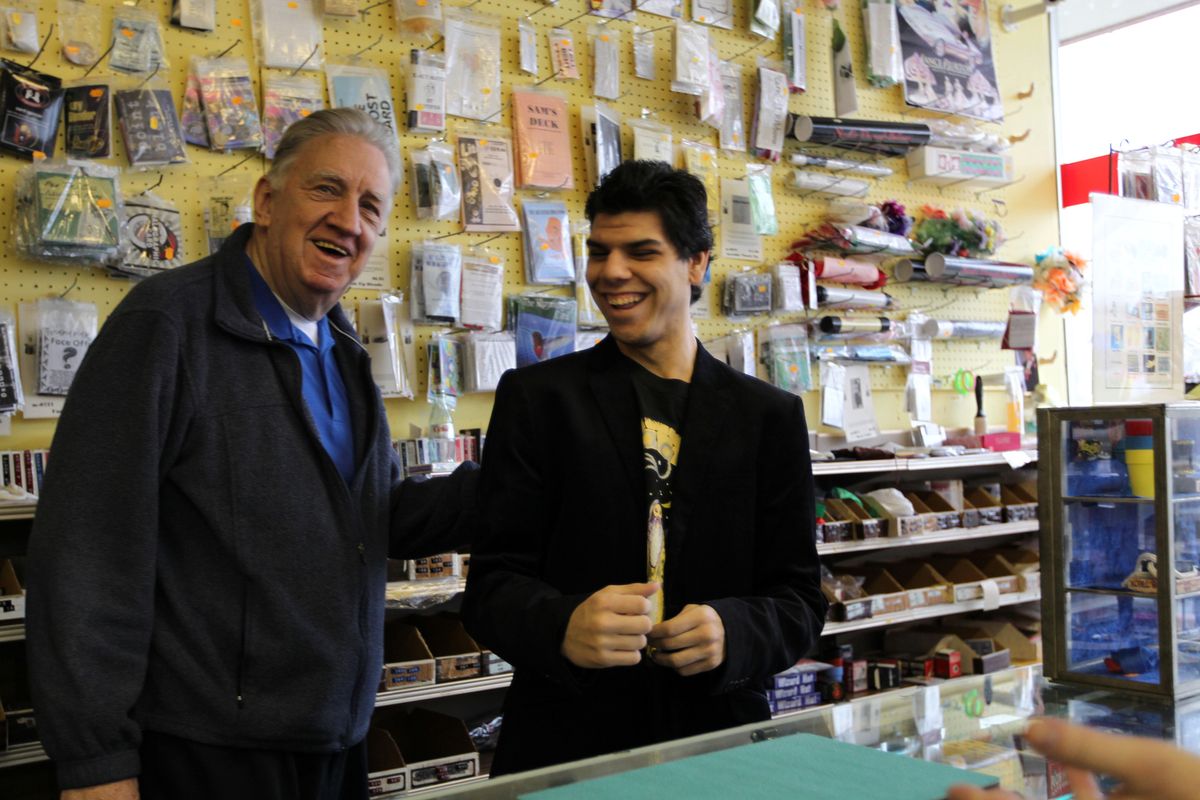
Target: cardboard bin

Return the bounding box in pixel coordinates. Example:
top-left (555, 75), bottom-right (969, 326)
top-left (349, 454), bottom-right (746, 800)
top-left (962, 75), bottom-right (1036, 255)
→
top-left (822, 582), bottom-right (872, 622)
top-left (0, 559), bottom-right (25, 622)
top-left (407, 553), bottom-right (459, 581)
top-left (902, 492), bottom-right (941, 534)
top-left (827, 497), bottom-right (887, 540)
top-left (964, 487), bottom-right (1004, 525)
top-left (366, 727), bottom-right (407, 798)
top-left (397, 708), bottom-right (480, 791)
top-left (863, 571), bottom-right (911, 617)
top-left (481, 650), bottom-right (513, 676)
top-left (863, 495), bottom-right (924, 537)
top-left (930, 557), bottom-right (1010, 604)
top-left (968, 554), bottom-right (1022, 594)
top-left (413, 615), bottom-right (483, 682)
top-left (816, 501), bottom-right (853, 544)
top-left (886, 561), bottom-right (954, 608)
top-left (910, 490), bottom-right (963, 531)
top-left (1001, 485), bottom-right (1038, 522)
top-left (380, 621), bottom-right (436, 692)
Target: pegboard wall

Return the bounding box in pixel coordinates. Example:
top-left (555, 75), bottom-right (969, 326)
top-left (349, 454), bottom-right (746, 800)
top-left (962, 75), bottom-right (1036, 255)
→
top-left (2, 0), bottom-right (1064, 450)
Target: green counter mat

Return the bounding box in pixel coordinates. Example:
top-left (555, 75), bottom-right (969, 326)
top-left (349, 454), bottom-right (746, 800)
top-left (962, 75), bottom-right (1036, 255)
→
top-left (520, 733), bottom-right (999, 799)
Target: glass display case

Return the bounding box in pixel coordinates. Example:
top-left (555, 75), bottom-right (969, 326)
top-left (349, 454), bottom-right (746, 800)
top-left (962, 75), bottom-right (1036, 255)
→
top-left (1039, 403), bottom-right (1200, 699)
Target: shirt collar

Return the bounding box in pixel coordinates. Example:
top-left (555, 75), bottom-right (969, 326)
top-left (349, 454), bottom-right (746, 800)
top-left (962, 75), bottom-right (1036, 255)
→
top-left (244, 257), bottom-right (331, 352)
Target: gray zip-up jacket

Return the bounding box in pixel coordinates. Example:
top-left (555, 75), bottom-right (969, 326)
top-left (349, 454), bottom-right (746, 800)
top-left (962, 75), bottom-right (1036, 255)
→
top-left (27, 224), bottom-right (478, 790)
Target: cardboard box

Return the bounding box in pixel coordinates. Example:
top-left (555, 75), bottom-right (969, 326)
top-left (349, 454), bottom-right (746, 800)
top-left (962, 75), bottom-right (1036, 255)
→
top-left (816, 500), bottom-right (854, 543)
top-left (863, 495), bottom-right (924, 537)
top-left (868, 659), bottom-right (901, 691)
top-left (930, 557), bottom-right (1014, 603)
top-left (909, 490), bottom-right (963, 531)
top-left (826, 498), bottom-right (886, 540)
top-left (366, 727), bottom-right (408, 797)
top-left (906, 145), bottom-right (1014, 187)
top-left (902, 492), bottom-right (941, 534)
top-left (380, 622), bottom-right (436, 692)
top-left (369, 708), bottom-right (479, 793)
top-left (845, 659), bottom-right (868, 694)
top-left (964, 487), bottom-right (1004, 525)
top-left (407, 553), bottom-right (459, 581)
top-left (821, 583), bottom-right (873, 622)
top-left (934, 648), bottom-right (962, 679)
top-left (481, 650), bottom-right (513, 676)
top-left (0, 559), bottom-right (25, 622)
top-left (863, 571), bottom-right (911, 616)
top-left (992, 547), bottom-right (1041, 593)
top-left (413, 616), bottom-right (482, 682)
top-left (956, 620), bottom-right (1042, 663)
top-left (1000, 485), bottom-right (1038, 522)
top-left (455, 552), bottom-right (471, 578)
top-left (887, 562), bottom-right (955, 608)
top-left (968, 554), bottom-right (1022, 594)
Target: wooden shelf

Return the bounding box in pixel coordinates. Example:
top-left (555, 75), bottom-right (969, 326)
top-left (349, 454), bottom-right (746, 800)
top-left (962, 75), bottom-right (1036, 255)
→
top-left (0, 622), bottom-right (24, 643)
top-left (0, 505), bottom-right (35, 522)
top-left (0, 741), bottom-right (46, 769)
top-left (823, 588), bottom-right (1041, 635)
top-left (818, 520), bottom-right (1037, 556)
top-left (376, 674), bottom-right (513, 708)
top-left (812, 450), bottom-right (1037, 478)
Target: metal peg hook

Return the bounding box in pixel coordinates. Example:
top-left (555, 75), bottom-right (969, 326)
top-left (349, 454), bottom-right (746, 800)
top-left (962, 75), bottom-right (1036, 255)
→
top-left (59, 276), bottom-right (79, 298)
top-left (1016, 82), bottom-right (1035, 100)
top-left (288, 44), bottom-right (320, 77)
top-left (1008, 129), bottom-right (1032, 145)
top-left (23, 24), bottom-right (53, 70)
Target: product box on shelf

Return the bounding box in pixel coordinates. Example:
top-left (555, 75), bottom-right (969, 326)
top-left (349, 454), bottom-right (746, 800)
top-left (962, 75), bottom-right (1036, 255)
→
top-left (863, 495), bottom-right (924, 537)
top-left (901, 492), bottom-right (941, 534)
top-left (887, 562), bottom-right (955, 608)
top-left (844, 658), bottom-right (869, 694)
top-left (908, 490), bottom-right (963, 531)
top-left (964, 487), bottom-right (1004, 525)
top-left (380, 621), bottom-right (436, 692)
top-left (867, 659), bottom-right (902, 691)
top-left (1000, 484), bottom-right (1038, 522)
top-left (366, 727), bottom-right (408, 797)
top-left (951, 620), bottom-right (1041, 664)
top-left (934, 648), bottom-right (962, 679)
top-left (0, 559), bottom-right (25, 621)
top-left (886, 629), bottom-right (1010, 676)
top-left (816, 503), bottom-right (854, 544)
top-left (906, 145), bottom-right (1014, 187)
top-left (967, 554), bottom-right (1023, 594)
top-left (413, 615), bottom-right (483, 682)
top-left (407, 553), bottom-right (459, 581)
top-left (863, 571), bottom-right (911, 616)
top-left (481, 650), bottom-right (513, 676)
top-left (368, 707), bottom-right (479, 795)
top-left (929, 557), bottom-right (1014, 603)
top-left (994, 546), bottom-right (1041, 592)
top-left (826, 498), bottom-right (886, 540)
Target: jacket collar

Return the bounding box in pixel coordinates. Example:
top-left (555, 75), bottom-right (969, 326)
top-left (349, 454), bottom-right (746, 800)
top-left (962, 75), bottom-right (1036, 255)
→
top-left (212, 223), bottom-right (358, 348)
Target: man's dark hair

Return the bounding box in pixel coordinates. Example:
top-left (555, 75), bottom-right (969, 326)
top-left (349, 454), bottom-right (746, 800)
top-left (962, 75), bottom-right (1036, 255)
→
top-left (585, 161), bottom-right (713, 303)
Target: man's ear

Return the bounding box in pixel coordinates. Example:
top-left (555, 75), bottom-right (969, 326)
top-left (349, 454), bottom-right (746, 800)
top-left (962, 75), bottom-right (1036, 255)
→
top-left (687, 250), bottom-right (710, 285)
top-left (252, 176), bottom-right (273, 227)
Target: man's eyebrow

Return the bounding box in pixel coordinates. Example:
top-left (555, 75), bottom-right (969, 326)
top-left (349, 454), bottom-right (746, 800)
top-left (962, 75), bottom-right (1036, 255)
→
top-left (305, 170), bottom-right (346, 186)
top-left (585, 238), bottom-right (665, 249)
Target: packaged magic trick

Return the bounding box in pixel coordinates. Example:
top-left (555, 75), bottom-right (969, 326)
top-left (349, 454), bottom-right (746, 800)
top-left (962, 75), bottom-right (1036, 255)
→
top-left (13, 159), bottom-right (122, 265)
top-left (0, 60), bottom-right (64, 159)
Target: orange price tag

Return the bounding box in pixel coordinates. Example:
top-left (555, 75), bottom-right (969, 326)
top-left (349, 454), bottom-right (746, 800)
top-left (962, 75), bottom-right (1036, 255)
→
top-left (89, 88), bottom-right (104, 98)
top-left (231, 18), bottom-right (243, 27)
top-left (489, 256), bottom-right (500, 264)
top-left (120, 27), bottom-right (134, 38)
top-left (232, 96), bottom-right (243, 105)
top-left (97, 199), bottom-right (113, 208)
top-left (150, 116), bottom-right (160, 130)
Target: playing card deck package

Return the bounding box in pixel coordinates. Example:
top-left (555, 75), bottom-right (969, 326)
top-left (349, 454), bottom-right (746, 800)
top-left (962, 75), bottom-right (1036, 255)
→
top-left (33, 296), bottom-right (97, 397)
top-left (457, 132), bottom-right (519, 232)
top-left (411, 241), bottom-right (463, 325)
top-left (0, 60), bottom-right (64, 160)
top-left (509, 294), bottom-right (575, 368)
top-left (251, 0), bottom-right (324, 71)
top-left (110, 5), bottom-right (168, 74)
top-left (1, 7), bottom-right (39, 53)
top-left (13, 159), bottom-right (122, 265)
top-left (262, 75), bottom-right (323, 159)
top-left (110, 190), bottom-right (185, 279)
top-left (57, 0), bottom-right (103, 67)
top-left (409, 140), bottom-right (461, 222)
top-left (520, 199), bottom-right (572, 285)
top-left (194, 56), bottom-right (264, 152)
top-left (115, 82), bottom-right (188, 168)
top-left (64, 82), bottom-right (113, 159)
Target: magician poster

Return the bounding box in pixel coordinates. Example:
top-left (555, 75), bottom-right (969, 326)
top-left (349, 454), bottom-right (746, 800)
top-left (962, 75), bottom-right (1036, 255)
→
top-left (898, 0), bottom-right (1003, 122)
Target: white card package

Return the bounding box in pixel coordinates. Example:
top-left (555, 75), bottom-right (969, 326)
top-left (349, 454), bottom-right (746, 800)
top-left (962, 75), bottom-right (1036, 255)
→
top-left (673, 21), bottom-right (709, 95)
top-left (406, 49), bottom-right (446, 133)
top-left (250, 0), bottom-right (323, 71)
top-left (445, 10), bottom-right (502, 121)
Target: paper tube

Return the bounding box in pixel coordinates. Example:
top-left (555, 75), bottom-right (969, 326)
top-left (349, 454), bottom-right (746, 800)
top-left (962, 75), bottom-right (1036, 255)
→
top-left (917, 319), bottom-right (1007, 339)
top-left (816, 285), bottom-right (894, 309)
top-left (812, 256), bottom-right (886, 289)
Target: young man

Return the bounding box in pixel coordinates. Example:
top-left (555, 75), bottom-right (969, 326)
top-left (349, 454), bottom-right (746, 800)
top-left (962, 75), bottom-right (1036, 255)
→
top-left (462, 160), bottom-right (827, 775)
top-left (27, 109), bottom-right (477, 800)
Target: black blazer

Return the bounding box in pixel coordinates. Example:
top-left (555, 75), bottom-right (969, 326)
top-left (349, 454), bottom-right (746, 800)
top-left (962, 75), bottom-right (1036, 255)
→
top-left (462, 335), bottom-right (827, 775)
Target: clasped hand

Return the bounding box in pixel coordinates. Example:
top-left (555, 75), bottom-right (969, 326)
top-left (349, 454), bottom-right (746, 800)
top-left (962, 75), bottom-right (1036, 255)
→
top-left (561, 583), bottom-right (725, 677)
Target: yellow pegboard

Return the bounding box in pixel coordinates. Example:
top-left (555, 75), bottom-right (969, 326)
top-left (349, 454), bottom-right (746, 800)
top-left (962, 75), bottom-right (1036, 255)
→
top-left (1, 0), bottom-right (1064, 450)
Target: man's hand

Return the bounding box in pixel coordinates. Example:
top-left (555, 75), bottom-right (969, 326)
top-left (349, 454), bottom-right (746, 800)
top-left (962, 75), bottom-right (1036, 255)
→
top-left (561, 583), bottom-right (658, 669)
top-left (947, 717), bottom-right (1200, 800)
top-left (62, 778), bottom-right (140, 800)
top-left (648, 604), bottom-right (725, 677)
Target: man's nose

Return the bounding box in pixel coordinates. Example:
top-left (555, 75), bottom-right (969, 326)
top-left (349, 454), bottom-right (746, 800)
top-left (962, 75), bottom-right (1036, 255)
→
top-left (594, 252), bottom-right (633, 282)
top-left (326, 195), bottom-right (363, 235)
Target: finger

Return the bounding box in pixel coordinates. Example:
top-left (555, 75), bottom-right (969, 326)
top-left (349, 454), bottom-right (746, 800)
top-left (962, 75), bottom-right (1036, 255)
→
top-left (598, 611), bottom-right (653, 635)
top-left (648, 625), bottom-right (707, 652)
top-left (1063, 766), bottom-right (1103, 800)
top-left (649, 605), bottom-right (707, 639)
top-left (601, 593), bottom-right (655, 617)
top-left (1028, 719), bottom-right (1178, 785)
top-left (607, 582), bottom-right (661, 598)
top-left (598, 633), bottom-right (648, 651)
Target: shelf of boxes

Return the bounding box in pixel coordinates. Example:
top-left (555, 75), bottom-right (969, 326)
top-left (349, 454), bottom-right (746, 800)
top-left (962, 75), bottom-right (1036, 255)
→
top-left (0, 505), bottom-right (35, 522)
top-left (376, 674), bottom-right (513, 709)
top-left (817, 519), bottom-right (1038, 556)
top-left (811, 450), bottom-right (1037, 478)
top-left (822, 588), bottom-right (1041, 636)
top-left (0, 623), bottom-right (24, 643)
top-left (0, 741), bottom-right (47, 768)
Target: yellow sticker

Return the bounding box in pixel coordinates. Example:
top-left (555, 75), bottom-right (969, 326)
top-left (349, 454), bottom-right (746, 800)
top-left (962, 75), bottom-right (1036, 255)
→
top-left (10, 13), bottom-right (20, 24)
top-left (150, 115), bottom-right (160, 130)
top-left (481, 86), bottom-right (491, 94)
top-left (230, 220), bottom-right (240, 230)
top-left (299, 108), bottom-right (311, 117)
top-left (232, 96), bottom-right (243, 105)
top-left (757, 285), bottom-right (767, 293)
top-left (793, 7), bottom-right (802, 14)
top-left (121, 27), bottom-right (134, 38)
top-left (32, 150), bottom-right (45, 161)
top-left (417, 0), bottom-right (428, 5)
top-left (89, 88), bottom-right (104, 98)
top-left (560, 39), bottom-right (570, 46)
top-left (287, 1), bottom-right (298, 7)
top-left (165, 246), bottom-right (175, 259)
top-left (97, 198), bottom-right (112, 208)
top-left (698, 15), bottom-right (707, 21)
top-left (789, 364), bottom-right (798, 373)
top-left (489, 255), bottom-right (500, 264)
top-left (479, 139), bottom-right (488, 146)
top-left (66, 45), bottom-right (79, 54)
top-left (414, 103), bottom-right (424, 111)
top-left (600, 34), bottom-right (609, 42)
top-left (231, 18), bottom-right (243, 26)
top-left (540, 242), bottom-right (549, 250)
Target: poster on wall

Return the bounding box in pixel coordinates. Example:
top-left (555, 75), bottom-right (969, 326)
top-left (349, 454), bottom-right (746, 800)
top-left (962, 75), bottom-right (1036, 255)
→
top-left (898, 0), bottom-right (1002, 123)
top-left (1092, 193), bottom-right (1185, 403)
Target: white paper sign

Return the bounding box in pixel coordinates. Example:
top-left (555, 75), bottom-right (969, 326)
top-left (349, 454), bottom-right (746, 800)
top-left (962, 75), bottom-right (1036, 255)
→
top-left (842, 364), bottom-right (879, 443)
top-left (719, 178), bottom-right (763, 262)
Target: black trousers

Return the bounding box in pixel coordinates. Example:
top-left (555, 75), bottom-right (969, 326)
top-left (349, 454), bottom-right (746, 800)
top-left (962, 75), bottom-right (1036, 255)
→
top-left (139, 731), bottom-right (368, 800)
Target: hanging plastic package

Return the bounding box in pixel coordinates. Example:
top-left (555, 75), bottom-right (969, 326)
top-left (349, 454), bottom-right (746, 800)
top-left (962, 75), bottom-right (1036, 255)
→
top-left (262, 75), bottom-right (324, 159)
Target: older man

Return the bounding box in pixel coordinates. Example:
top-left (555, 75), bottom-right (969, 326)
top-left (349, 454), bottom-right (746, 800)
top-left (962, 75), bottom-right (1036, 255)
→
top-left (27, 109), bottom-right (477, 800)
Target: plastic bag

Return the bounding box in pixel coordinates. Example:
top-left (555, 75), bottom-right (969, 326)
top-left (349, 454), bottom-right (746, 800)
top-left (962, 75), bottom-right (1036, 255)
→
top-left (717, 61), bottom-right (745, 152)
top-left (549, 27), bottom-right (580, 80)
top-left (633, 25), bottom-right (655, 80)
top-left (784, 0), bottom-right (806, 92)
top-left (195, 57), bottom-right (264, 151)
top-left (696, 47), bottom-right (724, 126)
top-left (591, 0), bottom-right (632, 19)
top-left (405, 49), bottom-right (446, 134)
top-left (672, 20), bottom-right (709, 95)
top-left (410, 140), bottom-right (460, 221)
top-left (692, 0), bottom-right (732, 28)
top-left (751, 59), bottom-right (788, 161)
top-left (115, 82), bottom-right (188, 168)
top-left (359, 293), bottom-right (413, 398)
top-left (250, 0), bottom-right (324, 71)
top-left (0, 62), bottom-right (64, 159)
top-left (462, 331), bottom-right (515, 392)
top-left (323, 0), bottom-right (359, 15)
top-left (111, 6), bottom-right (167, 74)
top-left (519, 17), bottom-right (538, 76)
top-left (763, 324), bottom-right (812, 395)
top-left (262, 75), bottom-right (324, 159)
top-left (629, 117), bottom-right (673, 162)
top-left (34, 297), bottom-right (97, 397)
top-left (638, 0), bottom-right (681, 19)
top-left (573, 219), bottom-right (606, 328)
top-left (203, 173), bottom-right (255, 254)
top-left (173, 0), bottom-right (215, 30)
top-left (444, 9), bottom-right (502, 121)
top-left (394, 0), bottom-right (441, 42)
top-left (512, 88), bottom-right (574, 190)
top-left (521, 199), bottom-right (573, 284)
top-left (111, 189), bottom-right (184, 279)
top-left (325, 62), bottom-right (401, 160)
top-left (57, 0), bottom-right (102, 66)
top-left (680, 139), bottom-right (719, 224)
top-left (457, 132), bottom-right (519, 232)
top-left (509, 295), bottom-right (576, 367)
top-left (0, 308), bottom-right (22, 415)
top-left (13, 159), bottom-right (122, 265)
top-left (862, 0), bottom-right (901, 88)
top-left (750, 0), bottom-right (780, 38)
top-left (460, 249), bottom-right (505, 331)
top-left (180, 65), bottom-right (209, 148)
top-left (411, 241), bottom-right (462, 324)
top-left (591, 26), bottom-right (620, 101)
top-left (1, 6), bottom-right (38, 53)
top-left (581, 102), bottom-right (621, 188)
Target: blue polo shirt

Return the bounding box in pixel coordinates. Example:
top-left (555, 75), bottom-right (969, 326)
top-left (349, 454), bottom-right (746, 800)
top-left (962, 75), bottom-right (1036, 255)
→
top-left (246, 260), bottom-right (356, 484)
